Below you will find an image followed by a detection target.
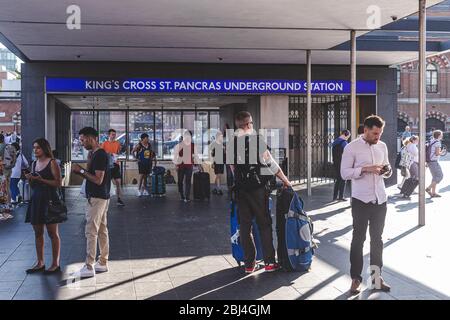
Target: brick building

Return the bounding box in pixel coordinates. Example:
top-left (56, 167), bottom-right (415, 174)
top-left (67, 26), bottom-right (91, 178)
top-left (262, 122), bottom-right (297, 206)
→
top-left (397, 53), bottom-right (450, 135)
top-left (0, 66), bottom-right (21, 134)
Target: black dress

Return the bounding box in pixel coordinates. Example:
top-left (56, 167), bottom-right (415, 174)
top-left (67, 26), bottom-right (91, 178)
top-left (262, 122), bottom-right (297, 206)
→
top-left (25, 159), bottom-right (57, 225)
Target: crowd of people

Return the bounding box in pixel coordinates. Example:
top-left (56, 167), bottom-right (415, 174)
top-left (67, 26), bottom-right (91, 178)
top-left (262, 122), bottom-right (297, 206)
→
top-left (6, 112), bottom-right (447, 296)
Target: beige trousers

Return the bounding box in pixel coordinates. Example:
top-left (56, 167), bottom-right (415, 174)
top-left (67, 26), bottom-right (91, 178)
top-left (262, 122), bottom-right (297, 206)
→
top-left (85, 197), bottom-right (110, 267)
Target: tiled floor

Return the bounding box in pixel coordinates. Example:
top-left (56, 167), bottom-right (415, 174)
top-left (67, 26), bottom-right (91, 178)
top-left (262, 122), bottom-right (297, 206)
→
top-left (1, 161), bottom-right (450, 300)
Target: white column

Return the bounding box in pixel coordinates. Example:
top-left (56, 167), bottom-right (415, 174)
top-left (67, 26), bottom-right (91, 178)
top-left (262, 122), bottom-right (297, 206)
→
top-left (350, 30), bottom-right (357, 140)
top-left (307, 50), bottom-right (312, 196)
top-left (419, 0), bottom-right (427, 226)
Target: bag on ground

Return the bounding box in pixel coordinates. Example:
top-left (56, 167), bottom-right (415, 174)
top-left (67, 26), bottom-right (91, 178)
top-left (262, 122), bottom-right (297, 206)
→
top-left (276, 187), bottom-right (316, 272)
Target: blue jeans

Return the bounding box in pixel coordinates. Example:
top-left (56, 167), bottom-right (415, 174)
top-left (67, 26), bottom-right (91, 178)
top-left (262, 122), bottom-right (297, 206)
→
top-left (10, 178), bottom-right (20, 202)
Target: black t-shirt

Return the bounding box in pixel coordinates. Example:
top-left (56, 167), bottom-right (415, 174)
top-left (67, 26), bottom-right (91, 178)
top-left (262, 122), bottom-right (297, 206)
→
top-left (86, 148), bottom-right (111, 200)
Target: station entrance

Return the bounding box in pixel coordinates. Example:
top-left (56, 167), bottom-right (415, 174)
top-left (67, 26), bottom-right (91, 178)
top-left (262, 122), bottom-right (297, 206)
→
top-left (49, 94), bottom-right (259, 186)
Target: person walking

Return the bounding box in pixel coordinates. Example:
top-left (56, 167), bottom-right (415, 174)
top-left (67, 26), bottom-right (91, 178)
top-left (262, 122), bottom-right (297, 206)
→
top-left (397, 138), bottom-right (413, 190)
top-left (132, 133), bottom-right (157, 197)
top-left (72, 127), bottom-right (111, 278)
top-left (332, 129), bottom-right (351, 201)
top-left (10, 142), bottom-right (29, 204)
top-left (232, 111), bottom-right (291, 273)
top-left (24, 138), bottom-right (63, 274)
top-left (101, 129), bottom-right (125, 206)
top-left (426, 130), bottom-right (445, 198)
top-left (341, 115), bottom-right (392, 294)
top-left (407, 136), bottom-right (419, 180)
top-left (401, 126), bottom-right (412, 141)
top-left (210, 132), bottom-right (226, 196)
top-left (173, 130), bottom-right (200, 203)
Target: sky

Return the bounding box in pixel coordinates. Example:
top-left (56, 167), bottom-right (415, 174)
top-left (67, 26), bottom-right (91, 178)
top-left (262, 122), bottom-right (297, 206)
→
top-left (0, 42), bottom-right (24, 71)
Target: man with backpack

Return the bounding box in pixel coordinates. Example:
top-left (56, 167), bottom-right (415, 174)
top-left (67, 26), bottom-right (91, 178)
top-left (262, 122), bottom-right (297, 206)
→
top-left (426, 130), bottom-right (445, 198)
top-left (332, 130), bottom-right (351, 201)
top-left (232, 111), bottom-right (291, 273)
top-left (341, 115), bottom-right (392, 295)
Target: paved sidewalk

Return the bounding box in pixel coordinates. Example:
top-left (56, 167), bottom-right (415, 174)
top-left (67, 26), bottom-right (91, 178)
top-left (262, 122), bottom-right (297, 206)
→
top-left (1, 162), bottom-right (449, 300)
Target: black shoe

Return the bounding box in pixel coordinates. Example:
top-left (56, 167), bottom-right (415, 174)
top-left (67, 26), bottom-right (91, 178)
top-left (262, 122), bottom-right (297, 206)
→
top-left (218, 190), bottom-right (223, 196)
top-left (26, 265), bottom-right (45, 274)
top-left (44, 266), bottom-right (61, 275)
top-left (212, 189), bottom-right (218, 195)
top-left (117, 199), bottom-right (125, 206)
top-left (338, 198), bottom-right (348, 202)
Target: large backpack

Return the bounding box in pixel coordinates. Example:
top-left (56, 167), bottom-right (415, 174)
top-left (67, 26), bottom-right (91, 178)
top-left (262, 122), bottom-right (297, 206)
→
top-left (233, 134), bottom-right (271, 191)
top-left (276, 187), bottom-right (317, 272)
top-left (425, 140), bottom-right (438, 163)
top-left (3, 144), bottom-right (17, 170)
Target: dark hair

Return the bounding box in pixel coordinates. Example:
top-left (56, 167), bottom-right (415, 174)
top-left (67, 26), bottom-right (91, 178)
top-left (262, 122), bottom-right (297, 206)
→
top-left (12, 142), bottom-right (20, 151)
top-left (364, 115), bottom-right (385, 129)
top-left (79, 127), bottom-right (99, 138)
top-left (341, 129), bottom-right (351, 137)
top-left (140, 133), bottom-right (149, 140)
top-left (433, 130), bottom-right (443, 139)
top-left (0, 134), bottom-right (4, 144)
top-left (357, 125), bottom-right (365, 135)
top-left (33, 138), bottom-right (54, 159)
top-left (184, 130), bottom-right (193, 137)
top-left (235, 111), bottom-right (252, 128)
top-left (108, 129), bottom-right (116, 134)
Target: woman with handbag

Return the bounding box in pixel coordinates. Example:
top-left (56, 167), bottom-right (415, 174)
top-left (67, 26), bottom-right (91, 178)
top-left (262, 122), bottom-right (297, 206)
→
top-left (24, 138), bottom-right (64, 274)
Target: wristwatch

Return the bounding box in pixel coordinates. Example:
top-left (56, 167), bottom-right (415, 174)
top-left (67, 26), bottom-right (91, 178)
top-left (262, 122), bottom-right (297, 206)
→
top-left (80, 169), bottom-right (86, 175)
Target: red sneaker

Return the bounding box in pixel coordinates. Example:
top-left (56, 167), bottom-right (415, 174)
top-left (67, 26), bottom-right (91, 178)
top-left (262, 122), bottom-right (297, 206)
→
top-left (264, 263), bottom-right (280, 272)
top-left (244, 263), bottom-right (257, 274)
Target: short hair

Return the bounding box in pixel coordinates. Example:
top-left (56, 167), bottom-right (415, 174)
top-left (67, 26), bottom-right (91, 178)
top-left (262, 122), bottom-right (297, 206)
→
top-left (235, 111), bottom-right (252, 128)
top-left (79, 127), bottom-right (99, 138)
top-left (357, 125), bottom-right (365, 135)
top-left (140, 133), bottom-right (149, 140)
top-left (364, 115), bottom-right (385, 129)
top-left (341, 129), bottom-right (351, 137)
top-left (409, 135), bottom-right (418, 143)
top-left (108, 129), bottom-right (116, 134)
top-left (433, 130), bottom-right (443, 139)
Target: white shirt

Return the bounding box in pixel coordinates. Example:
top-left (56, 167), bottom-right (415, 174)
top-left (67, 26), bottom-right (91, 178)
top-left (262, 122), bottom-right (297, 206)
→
top-left (430, 139), bottom-right (442, 162)
top-left (406, 143), bottom-right (419, 163)
top-left (11, 153), bottom-right (29, 179)
top-left (341, 137), bottom-right (392, 204)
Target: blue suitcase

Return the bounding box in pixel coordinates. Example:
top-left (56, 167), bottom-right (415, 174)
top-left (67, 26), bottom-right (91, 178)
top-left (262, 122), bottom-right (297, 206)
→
top-left (230, 196), bottom-right (272, 266)
top-left (151, 166), bottom-right (166, 196)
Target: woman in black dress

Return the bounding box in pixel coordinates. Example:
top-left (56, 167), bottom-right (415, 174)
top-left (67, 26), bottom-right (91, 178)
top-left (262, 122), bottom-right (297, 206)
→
top-left (25, 138), bottom-right (62, 274)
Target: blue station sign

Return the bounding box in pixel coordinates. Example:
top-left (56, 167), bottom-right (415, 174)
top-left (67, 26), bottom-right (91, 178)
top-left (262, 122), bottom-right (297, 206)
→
top-left (46, 78), bottom-right (376, 94)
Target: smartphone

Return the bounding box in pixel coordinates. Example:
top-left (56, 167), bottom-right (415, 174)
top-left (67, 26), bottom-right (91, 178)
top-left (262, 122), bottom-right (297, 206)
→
top-left (22, 168), bottom-right (31, 175)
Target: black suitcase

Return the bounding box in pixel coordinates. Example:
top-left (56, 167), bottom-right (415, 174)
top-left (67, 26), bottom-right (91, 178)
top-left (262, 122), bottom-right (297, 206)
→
top-left (193, 172), bottom-right (210, 200)
top-left (400, 178), bottom-right (419, 197)
top-left (275, 188), bottom-right (294, 271)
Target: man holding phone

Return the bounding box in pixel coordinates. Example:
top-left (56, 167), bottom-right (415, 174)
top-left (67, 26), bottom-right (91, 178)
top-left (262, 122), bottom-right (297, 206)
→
top-left (341, 115), bottom-right (392, 295)
top-left (71, 127), bottom-right (111, 278)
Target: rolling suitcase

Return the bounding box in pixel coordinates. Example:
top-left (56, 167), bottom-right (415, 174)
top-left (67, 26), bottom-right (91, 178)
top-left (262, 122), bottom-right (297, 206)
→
top-left (151, 166), bottom-right (166, 197)
top-left (400, 178), bottom-right (419, 197)
top-left (193, 171), bottom-right (210, 200)
top-left (276, 187), bottom-right (316, 272)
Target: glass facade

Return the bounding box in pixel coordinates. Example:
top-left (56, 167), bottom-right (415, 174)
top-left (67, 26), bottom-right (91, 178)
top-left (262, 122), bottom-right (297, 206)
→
top-left (71, 109), bottom-right (220, 161)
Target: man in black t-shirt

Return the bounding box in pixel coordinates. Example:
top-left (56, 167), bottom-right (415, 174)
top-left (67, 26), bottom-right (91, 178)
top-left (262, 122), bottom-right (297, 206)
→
top-left (72, 127), bottom-right (111, 278)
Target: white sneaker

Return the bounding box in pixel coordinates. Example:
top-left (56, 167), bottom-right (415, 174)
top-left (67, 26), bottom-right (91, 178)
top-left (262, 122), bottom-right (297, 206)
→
top-left (0, 215), bottom-right (7, 221)
top-left (72, 264), bottom-right (95, 278)
top-left (137, 190), bottom-right (143, 197)
top-left (94, 261), bottom-right (108, 273)
top-left (143, 190), bottom-right (149, 196)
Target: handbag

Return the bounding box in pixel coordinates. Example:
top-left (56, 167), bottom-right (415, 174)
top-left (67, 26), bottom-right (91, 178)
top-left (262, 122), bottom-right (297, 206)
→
top-left (45, 188), bottom-right (68, 224)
